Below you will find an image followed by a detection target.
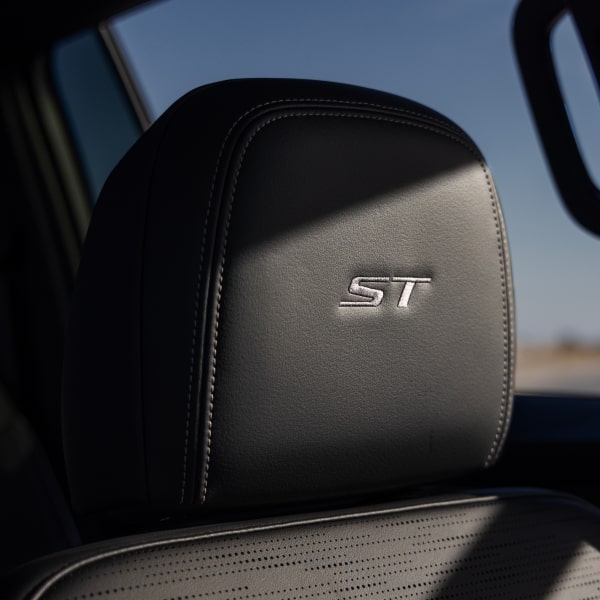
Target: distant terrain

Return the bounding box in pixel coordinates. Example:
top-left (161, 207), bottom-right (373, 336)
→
top-left (517, 345), bottom-right (600, 395)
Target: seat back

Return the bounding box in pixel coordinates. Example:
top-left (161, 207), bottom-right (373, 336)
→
top-left (7, 491), bottom-right (600, 599)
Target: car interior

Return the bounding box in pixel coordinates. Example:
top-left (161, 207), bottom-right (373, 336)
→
top-left (2, 0), bottom-right (600, 599)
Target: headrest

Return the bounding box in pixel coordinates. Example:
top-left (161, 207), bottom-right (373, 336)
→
top-left (62, 79), bottom-right (515, 517)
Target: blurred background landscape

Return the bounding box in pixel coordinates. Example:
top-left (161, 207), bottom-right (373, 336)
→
top-left (517, 343), bottom-right (600, 394)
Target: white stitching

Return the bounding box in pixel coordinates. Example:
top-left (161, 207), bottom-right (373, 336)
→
top-left (480, 164), bottom-right (512, 467)
top-left (200, 110), bottom-right (512, 503)
top-left (485, 179), bottom-right (515, 465)
top-left (180, 97), bottom-right (462, 504)
top-left (178, 139), bottom-right (217, 504)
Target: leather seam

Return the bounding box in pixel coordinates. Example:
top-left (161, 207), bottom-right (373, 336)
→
top-left (179, 148), bottom-right (217, 505)
top-left (480, 165), bottom-right (512, 467)
top-left (489, 183), bottom-right (515, 462)
top-left (201, 109), bottom-right (511, 503)
top-left (180, 96), bottom-right (462, 505)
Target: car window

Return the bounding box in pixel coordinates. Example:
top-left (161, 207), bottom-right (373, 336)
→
top-left (52, 29), bottom-right (142, 201)
top-left (552, 14), bottom-right (600, 191)
top-left (73, 0), bottom-right (600, 394)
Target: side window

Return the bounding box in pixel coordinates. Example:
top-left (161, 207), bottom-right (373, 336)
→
top-left (51, 29), bottom-right (142, 202)
top-left (552, 14), bottom-right (600, 190)
top-left (111, 0), bottom-right (600, 397)
top-left (47, 2), bottom-right (600, 398)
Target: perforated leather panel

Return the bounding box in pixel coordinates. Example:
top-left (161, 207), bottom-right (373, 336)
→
top-left (26, 492), bottom-right (600, 600)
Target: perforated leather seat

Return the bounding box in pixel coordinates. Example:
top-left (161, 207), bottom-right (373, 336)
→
top-left (5, 79), bottom-right (600, 599)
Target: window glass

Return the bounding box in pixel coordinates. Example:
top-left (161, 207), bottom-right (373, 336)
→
top-left (52, 30), bottom-right (142, 202)
top-left (552, 14), bottom-right (600, 189)
top-left (110, 0), bottom-right (600, 394)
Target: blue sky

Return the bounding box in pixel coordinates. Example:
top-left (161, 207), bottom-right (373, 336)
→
top-left (113, 0), bottom-right (600, 344)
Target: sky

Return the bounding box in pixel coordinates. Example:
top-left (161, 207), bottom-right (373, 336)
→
top-left (112, 0), bottom-right (600, 345)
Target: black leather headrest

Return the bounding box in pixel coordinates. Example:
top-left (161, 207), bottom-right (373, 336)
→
top-left (63, 79), bottom-right (515, 516)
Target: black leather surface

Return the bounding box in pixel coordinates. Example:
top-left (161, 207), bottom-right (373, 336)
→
top-left (0, 390), bottom-right (80, 574)
top-left (62, 79), bottom-right (514, 515)
top-left (6, 490), bottom-right (600, 599)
